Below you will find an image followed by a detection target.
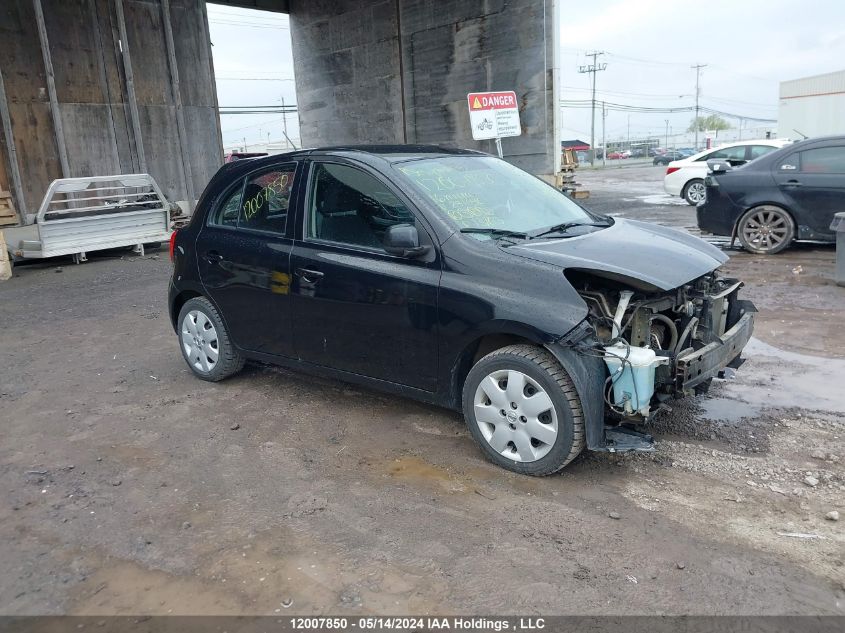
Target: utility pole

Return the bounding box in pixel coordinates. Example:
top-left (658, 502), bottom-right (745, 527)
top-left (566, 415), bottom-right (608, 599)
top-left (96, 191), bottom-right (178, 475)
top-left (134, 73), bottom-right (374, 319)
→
top-left (281, 96), bottom-right (289, 148)
top-left (627, 114), bottom-right (630, 151)
top-left (664, 119), bottom-right (669, 151)
top-left (601, 101), bottom-right (607, 168)
top-left (691, 63), bottom-right (706, 150)
top-left (578, 51), bottom-right (607, 166)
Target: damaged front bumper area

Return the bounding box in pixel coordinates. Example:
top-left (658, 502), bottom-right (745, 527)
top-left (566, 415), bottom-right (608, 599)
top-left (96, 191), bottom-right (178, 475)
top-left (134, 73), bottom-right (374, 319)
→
top-left (556, 272), bottom-right (757, 453)
top-left (675, 299), bottom-right (756, 394)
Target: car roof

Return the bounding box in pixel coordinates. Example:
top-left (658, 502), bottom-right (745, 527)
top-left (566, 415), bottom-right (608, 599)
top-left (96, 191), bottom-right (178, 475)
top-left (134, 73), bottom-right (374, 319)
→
top-left (789, 134), bottom-right (845, 145)
top-left (719, 135), bottom-right (845, 172)
top-left (214, 145), bottom-right (488, 177)
top-left (310, 145), bottom-right (487, 164)
top-left (679, 139), bottom-right (791, 163)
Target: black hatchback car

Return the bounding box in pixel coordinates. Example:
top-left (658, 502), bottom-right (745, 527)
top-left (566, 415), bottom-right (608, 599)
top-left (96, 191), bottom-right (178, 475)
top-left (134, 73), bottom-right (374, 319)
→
top-left (169, 146), bottom-right (755, 475)
top-left (697, 135), bottom-right (845, 254)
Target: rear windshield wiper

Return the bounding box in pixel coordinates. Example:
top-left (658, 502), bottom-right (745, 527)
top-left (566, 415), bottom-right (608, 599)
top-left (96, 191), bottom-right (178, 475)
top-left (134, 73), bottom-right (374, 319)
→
top-left (460, 227), bottom-right (531, 241)
top-left (531, 220), bottom-right (611, 239)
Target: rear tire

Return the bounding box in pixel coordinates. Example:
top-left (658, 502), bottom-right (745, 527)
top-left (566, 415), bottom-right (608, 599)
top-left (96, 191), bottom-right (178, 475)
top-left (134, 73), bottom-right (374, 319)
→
top-left (737, 205), bottom-right (795, 254)
top-left (462, 344), bottom-right (585, 476)
top-left (177, 297), bottom-right (245, 381)
top-left (682, 179), bottom-right (706, 206)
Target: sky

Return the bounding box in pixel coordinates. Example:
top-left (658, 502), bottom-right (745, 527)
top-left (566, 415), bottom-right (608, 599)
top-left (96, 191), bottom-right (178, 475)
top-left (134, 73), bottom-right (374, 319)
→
top-left (206, 5), bottom-right (298, 151)
top-left (207, 0), bottom-right (845, 150)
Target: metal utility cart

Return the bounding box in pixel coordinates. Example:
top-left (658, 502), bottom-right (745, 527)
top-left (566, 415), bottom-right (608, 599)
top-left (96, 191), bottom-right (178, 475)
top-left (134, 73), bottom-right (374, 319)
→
top-left (3, 174), bottom-right (171, 264)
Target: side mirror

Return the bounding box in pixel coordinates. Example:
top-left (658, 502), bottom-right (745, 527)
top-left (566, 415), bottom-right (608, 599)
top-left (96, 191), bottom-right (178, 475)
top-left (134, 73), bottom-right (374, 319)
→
top-left (383, 223), bottom-right (431, 258)
top-left (707, 159), bottom-right (732, 174)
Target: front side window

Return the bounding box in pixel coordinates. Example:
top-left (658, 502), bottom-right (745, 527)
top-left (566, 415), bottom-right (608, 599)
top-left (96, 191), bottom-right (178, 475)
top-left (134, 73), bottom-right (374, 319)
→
top-left (239, 165), bottom-right (296, 233)
top-left (799, 147), bottom-right (845, 174)
top-left (395, 156), bottom-right (593, 233)
top-left (308, 163), bottom-right (415, 250)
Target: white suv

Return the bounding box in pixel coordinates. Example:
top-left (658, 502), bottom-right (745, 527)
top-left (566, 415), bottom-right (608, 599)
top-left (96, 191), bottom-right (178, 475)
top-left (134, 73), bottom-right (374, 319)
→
top-left (663, 139), bottom-right (792, 205)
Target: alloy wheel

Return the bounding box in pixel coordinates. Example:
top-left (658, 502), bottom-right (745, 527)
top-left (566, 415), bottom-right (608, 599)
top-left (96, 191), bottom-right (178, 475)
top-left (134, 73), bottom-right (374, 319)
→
top-left (686, 181), bottom-right (706, 204)
top-left (741, 208), bottom-right (790, 252)
top-left (473, 369), bottom-right (558, 462)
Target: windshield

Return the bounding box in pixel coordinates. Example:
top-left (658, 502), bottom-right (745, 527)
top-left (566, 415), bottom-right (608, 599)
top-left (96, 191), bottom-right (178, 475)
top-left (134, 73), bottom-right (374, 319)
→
top-left (394, 156), bottom-right (595, 234)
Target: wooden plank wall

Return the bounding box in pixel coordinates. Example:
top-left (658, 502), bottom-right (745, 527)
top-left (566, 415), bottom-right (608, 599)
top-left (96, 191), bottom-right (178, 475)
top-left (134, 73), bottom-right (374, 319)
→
top-left (0, 0), bottom-right (223, 219)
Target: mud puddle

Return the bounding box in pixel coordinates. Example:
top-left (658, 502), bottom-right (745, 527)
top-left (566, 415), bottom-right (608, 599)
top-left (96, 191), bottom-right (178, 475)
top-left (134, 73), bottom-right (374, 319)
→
top-left (71, 528), bottom-right (450, 615)
top-left (705, 338), bottom-right (845, 417)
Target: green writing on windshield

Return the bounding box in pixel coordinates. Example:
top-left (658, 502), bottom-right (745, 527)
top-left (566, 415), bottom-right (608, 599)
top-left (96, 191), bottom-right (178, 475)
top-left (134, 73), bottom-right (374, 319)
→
top-left (397, 163), bottom-right (497, 225)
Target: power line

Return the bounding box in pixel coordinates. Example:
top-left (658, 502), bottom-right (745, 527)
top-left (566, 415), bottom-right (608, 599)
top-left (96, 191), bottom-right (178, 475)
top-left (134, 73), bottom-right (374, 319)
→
top-left (597, 51), bottom-right (776, 84)
top-left (219, 110), bottom-right (297, 115)
top-left (219, 104), bottom-right (298, 109)
top-left (559, 99), bottom-right (777, 123)
top-left (605, 52), bottom-right (690, 67)
top-left (562, 85), bottom-right (688, 98)
top-left (221, 116), bottom-right (288, 134)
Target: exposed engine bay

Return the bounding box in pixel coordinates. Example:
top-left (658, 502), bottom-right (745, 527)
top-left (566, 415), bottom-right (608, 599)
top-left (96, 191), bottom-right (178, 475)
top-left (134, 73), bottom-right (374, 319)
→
top-left (565, 270), bottom-right (756, 422)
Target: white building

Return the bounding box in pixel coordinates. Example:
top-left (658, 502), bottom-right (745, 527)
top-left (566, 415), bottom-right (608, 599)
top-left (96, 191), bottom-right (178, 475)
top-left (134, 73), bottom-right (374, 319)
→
top-left (778, 69), bottom-right (845, 139)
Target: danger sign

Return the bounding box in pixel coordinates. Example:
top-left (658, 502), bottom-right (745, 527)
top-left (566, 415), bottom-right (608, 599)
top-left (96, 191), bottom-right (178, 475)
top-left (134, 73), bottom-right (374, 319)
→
top-left (467, 91), bottom-right (521, 141)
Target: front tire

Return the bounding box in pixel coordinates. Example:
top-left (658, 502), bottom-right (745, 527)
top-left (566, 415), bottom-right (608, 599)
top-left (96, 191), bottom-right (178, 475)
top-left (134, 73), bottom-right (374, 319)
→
top-left (177, 297), bottom-right (245, 381)
top-left (462, 345), bottom-right (585, 476)
top-left (737, 205), bottom-right (795, 254)
top-left (683, 179), bottom-right (706, 206)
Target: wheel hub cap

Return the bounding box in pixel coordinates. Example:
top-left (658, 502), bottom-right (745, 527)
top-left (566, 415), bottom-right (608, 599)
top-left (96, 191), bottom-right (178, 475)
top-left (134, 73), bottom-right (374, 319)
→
top-left (473, 369), bottom-right (558, 463)
top-left (181, 310), bottom-right (219, 373)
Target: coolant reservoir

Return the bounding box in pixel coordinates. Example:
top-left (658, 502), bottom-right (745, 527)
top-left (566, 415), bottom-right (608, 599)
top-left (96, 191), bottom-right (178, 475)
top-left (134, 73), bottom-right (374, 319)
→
top-left (602, 344), bottom-right (670, 417)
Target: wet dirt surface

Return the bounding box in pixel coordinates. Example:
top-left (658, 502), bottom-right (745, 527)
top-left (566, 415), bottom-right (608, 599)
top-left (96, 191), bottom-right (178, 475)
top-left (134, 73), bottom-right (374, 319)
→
top-left (1, 171), bottom-right (844, 616)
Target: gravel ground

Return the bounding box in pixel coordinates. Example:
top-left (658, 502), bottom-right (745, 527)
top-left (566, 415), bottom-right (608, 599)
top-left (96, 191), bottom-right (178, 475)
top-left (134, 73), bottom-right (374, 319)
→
top-left (1, 169), bottom-right (843, 616)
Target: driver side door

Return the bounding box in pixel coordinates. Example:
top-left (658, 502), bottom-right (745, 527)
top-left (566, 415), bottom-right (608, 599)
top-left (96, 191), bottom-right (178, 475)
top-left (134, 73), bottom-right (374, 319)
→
top-left (290, 160), bottom-right (441, 391)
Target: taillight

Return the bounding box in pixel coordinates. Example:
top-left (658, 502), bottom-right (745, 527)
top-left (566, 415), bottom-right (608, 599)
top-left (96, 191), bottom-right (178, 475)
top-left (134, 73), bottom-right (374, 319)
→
top-left (666, 167), bottom-right (680, 175)
top-left (169, 230), bottom-right (178, 262)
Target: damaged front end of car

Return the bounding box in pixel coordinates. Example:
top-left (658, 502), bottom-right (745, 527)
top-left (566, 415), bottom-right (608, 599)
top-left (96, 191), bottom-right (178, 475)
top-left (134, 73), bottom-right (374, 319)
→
top-left (551, 269), bottom-right (756, 452)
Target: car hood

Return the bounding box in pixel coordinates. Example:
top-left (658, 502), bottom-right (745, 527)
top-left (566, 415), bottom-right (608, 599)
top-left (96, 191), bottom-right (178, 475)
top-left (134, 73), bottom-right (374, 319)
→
top-left (508, 218), bottom-right (728, 291)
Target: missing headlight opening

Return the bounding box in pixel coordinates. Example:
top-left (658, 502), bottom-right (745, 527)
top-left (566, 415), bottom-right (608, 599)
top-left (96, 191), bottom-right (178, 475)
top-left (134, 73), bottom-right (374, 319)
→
top-left (566, 270), bottom-right (753, 422)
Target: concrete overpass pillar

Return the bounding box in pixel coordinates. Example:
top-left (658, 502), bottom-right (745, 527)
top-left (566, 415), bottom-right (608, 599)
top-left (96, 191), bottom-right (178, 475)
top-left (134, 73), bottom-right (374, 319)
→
top-left (290, 0), bottom-right (559, 175)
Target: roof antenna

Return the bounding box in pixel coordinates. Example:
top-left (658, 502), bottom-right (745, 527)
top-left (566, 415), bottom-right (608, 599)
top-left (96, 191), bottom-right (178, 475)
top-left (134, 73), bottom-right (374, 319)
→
top-left (792, 129), bottom-right (808, 140)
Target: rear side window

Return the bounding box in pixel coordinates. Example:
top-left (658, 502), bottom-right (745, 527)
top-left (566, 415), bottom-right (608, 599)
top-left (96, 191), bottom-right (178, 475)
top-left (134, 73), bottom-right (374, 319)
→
top-left (212, 184), bottom-right (243, 227)
top-left (208, 164), bottom-right (296, 233)
top-left (239, 165), bottom-right (296, 233)
top-left (778, 154), bottom-right (799, 171)
top-left (799, 147), bottom-right (845, 174)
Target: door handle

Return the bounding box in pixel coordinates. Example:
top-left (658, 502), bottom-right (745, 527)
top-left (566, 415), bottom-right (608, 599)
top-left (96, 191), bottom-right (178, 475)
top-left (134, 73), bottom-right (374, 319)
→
top-left (295, 267), bottom-right (324, 283)
top-left (781, 180), bottom-right (802, 188)
top-left (203, 251), bottom-right (224, 264)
